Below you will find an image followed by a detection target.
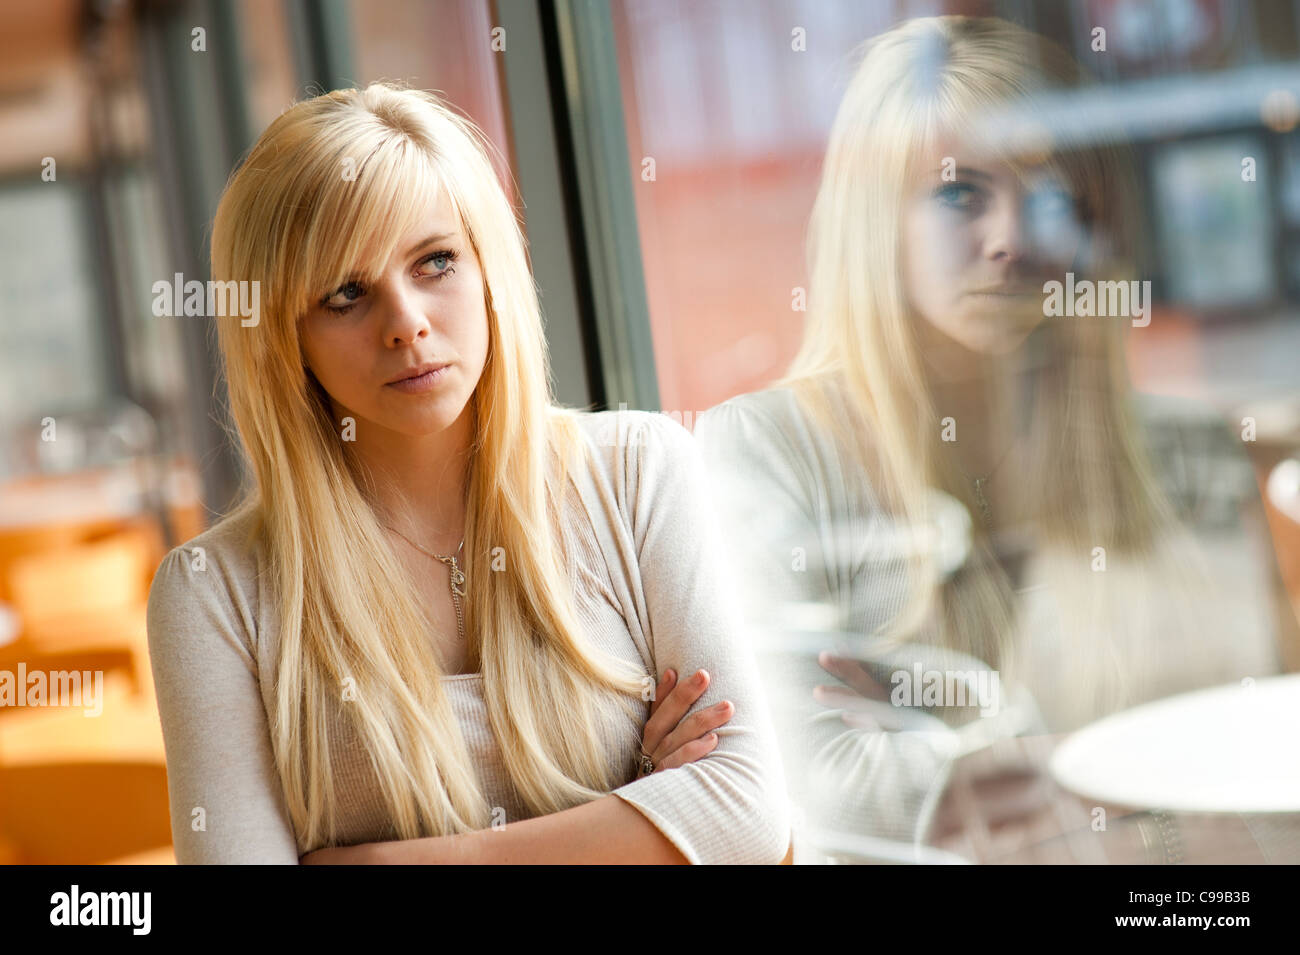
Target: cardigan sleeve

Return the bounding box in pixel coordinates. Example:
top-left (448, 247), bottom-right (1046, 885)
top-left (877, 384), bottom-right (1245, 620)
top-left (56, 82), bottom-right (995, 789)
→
top-left (606, 411), bottom-right (792, 864)
top-left (693, 396), bottom-right (969, 853)
top-left (146, 542), bottom-right (301, 864)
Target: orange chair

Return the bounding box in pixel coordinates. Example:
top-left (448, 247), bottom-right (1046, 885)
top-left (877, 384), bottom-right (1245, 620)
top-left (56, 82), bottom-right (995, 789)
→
top-left (0, 761), bottom-right (173, 864)
top-left (0, 523), bottom-right (90, 605)
top-left (0, 643), bottom-right (140, 716)
top-left (6, 529), bottom-right (151, 625)
top-left (0, 668), bottom-right (165, 765)
top-left (2, 531), bottom-right (154, 691)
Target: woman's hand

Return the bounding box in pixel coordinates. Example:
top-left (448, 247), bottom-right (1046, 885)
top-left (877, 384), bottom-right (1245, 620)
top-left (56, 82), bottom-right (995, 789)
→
top-left (814, 651), bottom-right (906, 731)
top-left (638, 668), bottom-right (733, 775)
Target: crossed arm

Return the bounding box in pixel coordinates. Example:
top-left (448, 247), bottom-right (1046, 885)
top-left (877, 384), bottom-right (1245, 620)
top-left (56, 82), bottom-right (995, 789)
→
top-left (302, 793), bottom-right (689, 864)
top-left (302, 666), bottom-right (729, 864)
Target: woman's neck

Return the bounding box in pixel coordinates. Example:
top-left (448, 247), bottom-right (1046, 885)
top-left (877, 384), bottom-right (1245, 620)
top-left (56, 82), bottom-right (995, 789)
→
top-left (341, 401), bottom-right (474, 554)
top-left (919, 326), bottom-right (1044, 479)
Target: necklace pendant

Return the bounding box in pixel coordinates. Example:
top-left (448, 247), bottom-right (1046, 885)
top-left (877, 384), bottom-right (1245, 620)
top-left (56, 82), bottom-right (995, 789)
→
top-left (448, 560), bottom-right (467, 599)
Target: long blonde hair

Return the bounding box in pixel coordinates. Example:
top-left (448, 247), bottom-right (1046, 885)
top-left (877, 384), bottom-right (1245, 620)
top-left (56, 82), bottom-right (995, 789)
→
top-left (779, 16), bottom-right (1193, 705)
top-left (211, 83), bottom-right (646, 847)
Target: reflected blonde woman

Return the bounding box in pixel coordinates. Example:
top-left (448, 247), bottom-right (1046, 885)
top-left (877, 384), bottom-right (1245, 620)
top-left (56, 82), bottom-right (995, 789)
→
top-left (696, 16), bottom-right (1296, 862)
top-left (146, 83), bottom-right (789, 864)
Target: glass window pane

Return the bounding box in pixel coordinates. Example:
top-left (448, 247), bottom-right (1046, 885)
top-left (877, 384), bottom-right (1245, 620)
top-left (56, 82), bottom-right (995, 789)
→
top-left (0, 182), bottom-right (108, 429)
top-left (613, 0), bottom-right (1300, 864)
top-left (350, 0), bottom-right (512, 174)
top-left (612, 0), bottom-right (896, 415)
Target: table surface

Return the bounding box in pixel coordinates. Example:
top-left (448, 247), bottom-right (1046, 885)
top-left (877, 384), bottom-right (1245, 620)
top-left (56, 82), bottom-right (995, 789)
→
top-left (1049, 673), bottom-right (1300, 813)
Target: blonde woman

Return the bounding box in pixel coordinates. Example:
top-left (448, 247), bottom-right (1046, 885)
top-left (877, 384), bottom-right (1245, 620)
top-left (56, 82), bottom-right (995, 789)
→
top-left (145, 83), bottom-right (790, 864)
top-left (695, 16), bottom-right (1297, 862)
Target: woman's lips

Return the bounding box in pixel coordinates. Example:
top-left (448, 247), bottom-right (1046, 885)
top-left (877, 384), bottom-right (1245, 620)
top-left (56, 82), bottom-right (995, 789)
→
top-left (386, 365), bottom-right (451, 394)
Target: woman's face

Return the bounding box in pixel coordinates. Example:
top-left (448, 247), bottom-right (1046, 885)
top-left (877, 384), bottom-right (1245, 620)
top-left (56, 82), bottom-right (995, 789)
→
top-left (901, 135), bottom-right (1086, 358)
top-left (299, 186), bottom-right (490, 440)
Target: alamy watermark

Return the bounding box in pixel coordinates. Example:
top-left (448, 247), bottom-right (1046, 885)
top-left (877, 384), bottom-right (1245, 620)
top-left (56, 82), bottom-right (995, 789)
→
top-left (1043, 272), bottom-right (1151, 327)
top-left (890, 663), bottom-right (1001, 717)
top-left (595, 402), bottom-right (703, 447)
top-left (50, 885), bottom-right (150, 935)
top-left (151, 273), bottom-right (260, 327)
top-left (0, 664), bottom-right (103, 716)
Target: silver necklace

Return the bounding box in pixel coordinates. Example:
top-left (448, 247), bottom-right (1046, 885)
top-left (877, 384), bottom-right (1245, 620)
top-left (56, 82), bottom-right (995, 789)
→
top-left (970, 475), bottom-right (997, 529)
top-left (961, 440), bottom-right (1015, 529)
top-left (384, 525), bottom-right (467, 645)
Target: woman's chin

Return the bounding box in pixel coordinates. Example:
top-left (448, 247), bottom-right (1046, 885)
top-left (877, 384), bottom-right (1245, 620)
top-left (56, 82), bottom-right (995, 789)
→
top-left (962, 308), bottom-right (1045, 356)
top-left (367, 402), bottom-right (471, 439)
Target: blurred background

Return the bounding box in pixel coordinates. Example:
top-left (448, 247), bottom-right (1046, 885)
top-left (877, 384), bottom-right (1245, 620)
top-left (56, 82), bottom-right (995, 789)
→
top-left (1, 0), bottom-right (1299, 864)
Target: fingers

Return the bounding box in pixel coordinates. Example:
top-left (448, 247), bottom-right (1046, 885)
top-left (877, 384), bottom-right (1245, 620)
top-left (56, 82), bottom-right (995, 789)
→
top-left (638, 667), bottom-right (734, 775)
top-left (655, 699), bottom-right (733, 759)
top-left (642, 668), bottom-right (711, 755)
top-left (818, 651), bottom-right (890, 701)
top-left (654, 731), bottom-right (720, 772)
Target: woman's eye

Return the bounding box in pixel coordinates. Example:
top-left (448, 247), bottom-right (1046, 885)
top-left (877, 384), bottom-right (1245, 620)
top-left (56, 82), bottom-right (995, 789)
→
top-left (323, 281), bottom-right (365, 311)
top-left (1025, 186), bottom-right (1082, 237)
top-left (317, 251), bottom-right (458, 313)
top-left (933, 182), bottom-right (981, 211)
top-left (1027, 186), bottom-right (1074, 216)
top-left (418, 249), bottom-right (458, 278)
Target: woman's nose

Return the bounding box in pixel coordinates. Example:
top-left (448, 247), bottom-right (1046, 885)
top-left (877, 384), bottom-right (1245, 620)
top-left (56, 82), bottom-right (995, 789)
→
top-left (378, 282), bottom-right (432, 346)
top-left (983, 193), bottom-right (1025, 264)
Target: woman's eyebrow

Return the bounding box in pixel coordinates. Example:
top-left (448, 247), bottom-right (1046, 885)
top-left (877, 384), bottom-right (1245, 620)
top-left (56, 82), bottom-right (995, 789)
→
top-left (404, 231), bottom-right (458, 256)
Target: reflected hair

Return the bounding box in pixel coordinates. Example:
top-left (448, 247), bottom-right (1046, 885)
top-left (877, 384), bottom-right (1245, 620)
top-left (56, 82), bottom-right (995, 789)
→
top-left (779, 16), bottom-right (1198, 712)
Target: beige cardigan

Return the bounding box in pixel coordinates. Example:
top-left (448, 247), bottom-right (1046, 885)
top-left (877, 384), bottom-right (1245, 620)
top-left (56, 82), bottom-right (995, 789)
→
top-left (146, 409), bottom-right (791, 864)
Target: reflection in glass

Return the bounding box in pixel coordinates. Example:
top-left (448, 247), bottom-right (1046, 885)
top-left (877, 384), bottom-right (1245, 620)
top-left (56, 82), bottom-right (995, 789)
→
top-left (696, 14), bottom-right (1298, 864)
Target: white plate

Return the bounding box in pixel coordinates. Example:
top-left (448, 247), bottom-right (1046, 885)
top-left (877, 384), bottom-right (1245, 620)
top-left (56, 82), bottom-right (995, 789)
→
top-left (1049, 674), bottom-right (1300, 813)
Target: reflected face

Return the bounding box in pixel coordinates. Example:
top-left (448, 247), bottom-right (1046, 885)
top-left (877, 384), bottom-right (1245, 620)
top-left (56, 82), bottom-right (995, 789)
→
top-left (298, 186), bottom-right (490, 439)
top-left (901, 137), bottom-right (1088, 357)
